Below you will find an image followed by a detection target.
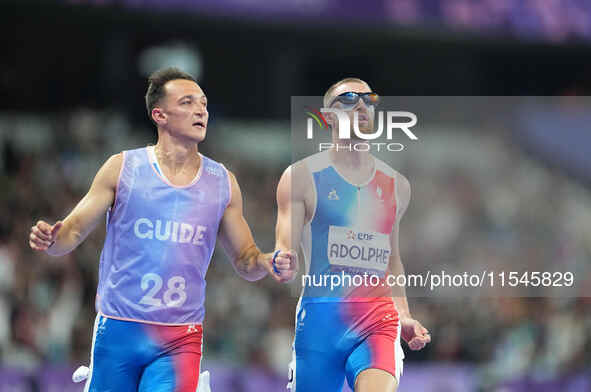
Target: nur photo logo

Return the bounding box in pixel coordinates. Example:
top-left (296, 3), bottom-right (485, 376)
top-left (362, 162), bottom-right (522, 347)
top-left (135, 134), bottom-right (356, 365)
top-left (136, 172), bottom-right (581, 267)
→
top-left (305, 107), bottom-right (419, 152)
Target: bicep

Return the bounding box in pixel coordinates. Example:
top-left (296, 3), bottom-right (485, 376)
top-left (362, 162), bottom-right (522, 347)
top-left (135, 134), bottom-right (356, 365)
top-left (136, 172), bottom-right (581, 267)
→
top-left (63, 154), bottom-right (120, 237)
top-left (389, 221), bottom-right (401, 262)
top-left (275, 165), bottom-right (307, 250)
top-left (390, 174), bottom-right (411, 261)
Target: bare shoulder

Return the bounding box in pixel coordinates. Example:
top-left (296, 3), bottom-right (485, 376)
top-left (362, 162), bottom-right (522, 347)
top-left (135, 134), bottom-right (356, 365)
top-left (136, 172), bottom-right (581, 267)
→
top-left (225, 167), bottom-right (238, 185)
top-left (395, 171), bottom-right (410, 199)
top-left (394, 171), bottom-right (411, 219)
top-left (94, 152), bottom-right (124, 189)
top-left (105, 152), bottom-right (124, 171)
top-left (278, 161), bottom-right (313, 202)
top-left (291, 160), bottom-right (313, 187)
top-left (222, 168), bottom-right (242, 209)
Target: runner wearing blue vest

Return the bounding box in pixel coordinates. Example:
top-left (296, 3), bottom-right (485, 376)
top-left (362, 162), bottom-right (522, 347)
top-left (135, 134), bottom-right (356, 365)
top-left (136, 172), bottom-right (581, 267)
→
top-left (275, 78), bottom-right (430, 392)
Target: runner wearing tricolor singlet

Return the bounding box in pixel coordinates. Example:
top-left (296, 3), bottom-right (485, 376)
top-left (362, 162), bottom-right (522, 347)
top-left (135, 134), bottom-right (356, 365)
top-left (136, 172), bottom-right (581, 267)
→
top-left (28, 67), bottom-right (297, 392)
top-left (275, 78), bottom-right (430, 392)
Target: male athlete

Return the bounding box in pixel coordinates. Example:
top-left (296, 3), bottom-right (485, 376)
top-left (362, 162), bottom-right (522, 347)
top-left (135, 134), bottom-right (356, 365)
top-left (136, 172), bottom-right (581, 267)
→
top-left (28, 67), bottom-right (296, 392)
top-left (275, 78), bottom-right (430, 391)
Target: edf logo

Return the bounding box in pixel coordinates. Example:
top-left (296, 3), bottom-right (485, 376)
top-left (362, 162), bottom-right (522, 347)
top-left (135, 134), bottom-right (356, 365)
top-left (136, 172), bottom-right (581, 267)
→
top-left (346, 230), bottom-right (375, 241)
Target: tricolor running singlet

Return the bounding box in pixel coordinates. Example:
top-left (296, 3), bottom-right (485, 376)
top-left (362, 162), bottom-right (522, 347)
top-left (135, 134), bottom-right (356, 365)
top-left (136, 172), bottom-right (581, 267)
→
top-left (96, 147), bottom-right (230, 325)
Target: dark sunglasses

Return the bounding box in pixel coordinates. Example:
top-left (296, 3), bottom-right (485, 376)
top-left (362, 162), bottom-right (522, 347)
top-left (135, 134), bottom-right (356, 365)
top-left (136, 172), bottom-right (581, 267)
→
top-left (329, 92), bottom-right (380, 108)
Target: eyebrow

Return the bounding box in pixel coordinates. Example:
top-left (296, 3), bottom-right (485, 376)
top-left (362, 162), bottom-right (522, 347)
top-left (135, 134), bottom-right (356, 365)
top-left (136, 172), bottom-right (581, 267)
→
top-left (177, 94), bottom-right (207, 103)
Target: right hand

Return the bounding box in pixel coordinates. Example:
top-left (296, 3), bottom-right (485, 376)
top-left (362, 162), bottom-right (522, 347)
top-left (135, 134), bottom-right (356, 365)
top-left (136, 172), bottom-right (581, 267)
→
top-left (29, 220), bottom-right (63, 252)
top-left (271, 249), bottom-right (298, 283)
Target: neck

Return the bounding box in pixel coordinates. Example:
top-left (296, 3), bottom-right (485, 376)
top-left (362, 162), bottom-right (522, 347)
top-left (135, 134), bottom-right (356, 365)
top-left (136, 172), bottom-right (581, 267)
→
top-left (155, 130), bottom-right (200, 174)
top-left (329, 132), bottom-right (372, 170)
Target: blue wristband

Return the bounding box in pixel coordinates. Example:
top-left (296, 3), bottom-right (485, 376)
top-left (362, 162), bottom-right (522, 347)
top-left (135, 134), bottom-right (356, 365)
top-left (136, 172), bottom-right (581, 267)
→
top-left (272, 250), bottom-right (281, 274)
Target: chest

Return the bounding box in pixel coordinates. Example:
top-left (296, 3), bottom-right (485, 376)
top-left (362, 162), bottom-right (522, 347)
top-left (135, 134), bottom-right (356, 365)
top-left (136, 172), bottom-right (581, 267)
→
top-left (311, 169), bottom-right (397, 234)
top-left (123, 164), bottom-right (225, 227)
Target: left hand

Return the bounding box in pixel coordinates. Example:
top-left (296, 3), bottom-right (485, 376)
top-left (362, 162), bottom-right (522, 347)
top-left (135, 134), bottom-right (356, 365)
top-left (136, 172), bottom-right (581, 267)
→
top-left (400, 317), bottom-right (431, 350)
top-left (270, 249), bottom-right (298, 283)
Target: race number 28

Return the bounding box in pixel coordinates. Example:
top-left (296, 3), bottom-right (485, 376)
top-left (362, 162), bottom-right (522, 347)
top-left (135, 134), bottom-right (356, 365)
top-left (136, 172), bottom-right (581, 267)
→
top-left (139, 273), bottom-right (187, 308)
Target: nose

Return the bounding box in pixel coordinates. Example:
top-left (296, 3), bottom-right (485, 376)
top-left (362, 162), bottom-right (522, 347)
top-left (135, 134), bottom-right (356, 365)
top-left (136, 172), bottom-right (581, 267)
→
top-left (354, 96), bottom-right (368, 110)
top-left (194, 104), bottom-right (207, 117)
top-left (353, 98), bottom-right (369, 115)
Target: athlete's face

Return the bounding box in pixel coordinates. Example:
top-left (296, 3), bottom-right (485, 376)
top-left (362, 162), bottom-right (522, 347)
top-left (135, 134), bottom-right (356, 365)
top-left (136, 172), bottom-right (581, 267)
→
top-left (327, 80), bottom-right (375, 136)
top-left (155, 79), bottom-right (208, 142)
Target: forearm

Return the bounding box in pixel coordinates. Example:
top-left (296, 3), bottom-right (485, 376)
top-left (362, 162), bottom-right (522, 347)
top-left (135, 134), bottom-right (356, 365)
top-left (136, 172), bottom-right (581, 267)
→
top-left (46, 220), bottom-right (84, 257)
top-left (233, 243), bottom-right (271, 281)
top-left (34, 155), bottom-right (117, 257)
top-left (274, 237), bottom-right (291, 257)
top-left (392, 295), bottom-right (411, 319)
top-left (389, 256), bottom-right (412, 319)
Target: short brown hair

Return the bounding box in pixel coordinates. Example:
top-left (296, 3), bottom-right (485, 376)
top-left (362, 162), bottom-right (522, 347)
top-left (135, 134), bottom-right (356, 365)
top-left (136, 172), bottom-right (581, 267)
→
top-left (323, 77), bottom-right (370, 107)
top-left (145, 67), bottom-right (197, 123)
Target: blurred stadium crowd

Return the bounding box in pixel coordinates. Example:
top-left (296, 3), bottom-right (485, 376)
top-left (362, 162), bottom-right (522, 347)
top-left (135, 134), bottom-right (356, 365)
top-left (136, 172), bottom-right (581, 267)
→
top-left (69, 0), bottom-right (591, 43)
top-left (0, 107), bottom-right (590, 391)
top-left (390, 0), bottom-right (591, 42)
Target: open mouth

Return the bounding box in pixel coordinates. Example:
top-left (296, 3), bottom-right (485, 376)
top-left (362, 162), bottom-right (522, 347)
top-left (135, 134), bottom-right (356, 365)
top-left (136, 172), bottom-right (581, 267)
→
top-left (192, 121), bottom-right (205, 128)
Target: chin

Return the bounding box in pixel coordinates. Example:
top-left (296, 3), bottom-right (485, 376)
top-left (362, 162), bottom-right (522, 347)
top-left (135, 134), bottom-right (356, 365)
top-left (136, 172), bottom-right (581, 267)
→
top-left (356, 126), bottom-right (375, 135)
top-left (191, 128), bottom-right (207, 143)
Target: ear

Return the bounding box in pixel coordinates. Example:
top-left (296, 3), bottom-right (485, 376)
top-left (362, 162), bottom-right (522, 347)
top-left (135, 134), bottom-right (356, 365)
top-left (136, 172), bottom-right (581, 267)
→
top-left (151, 107), bottom-right (167, 125)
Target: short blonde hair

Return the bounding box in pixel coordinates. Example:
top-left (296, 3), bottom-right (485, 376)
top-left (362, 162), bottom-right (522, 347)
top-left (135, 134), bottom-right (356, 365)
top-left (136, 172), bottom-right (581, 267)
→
top-left (323, 77), bottom-right (371, 107)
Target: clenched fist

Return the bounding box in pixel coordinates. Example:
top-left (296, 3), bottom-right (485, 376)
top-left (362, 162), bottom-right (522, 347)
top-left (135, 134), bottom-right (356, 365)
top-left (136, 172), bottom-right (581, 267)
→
top-left (270, 249), bottom-right (298, 283)
top-left (29, 220), bottom-right (63, 251)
